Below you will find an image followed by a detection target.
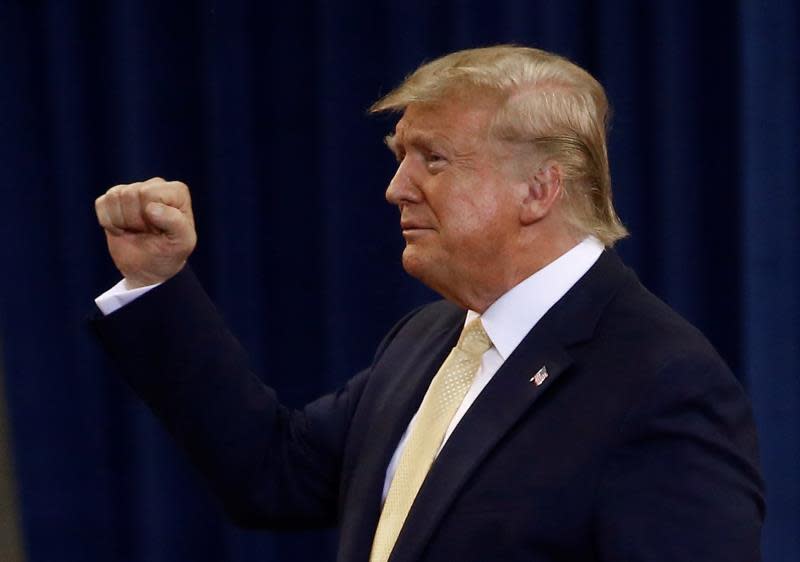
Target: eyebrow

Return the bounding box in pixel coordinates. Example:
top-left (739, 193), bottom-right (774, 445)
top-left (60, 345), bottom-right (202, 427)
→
top-left (384, 130), bottom-right (455, 155)
top-left (384, 133), bottom-right (399, 154)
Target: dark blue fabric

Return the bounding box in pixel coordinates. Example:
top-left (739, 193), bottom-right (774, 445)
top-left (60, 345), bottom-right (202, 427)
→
top-left (0, 1), bottom-right (796, 561)
top-left (90, 255), bottom-right (764, 562)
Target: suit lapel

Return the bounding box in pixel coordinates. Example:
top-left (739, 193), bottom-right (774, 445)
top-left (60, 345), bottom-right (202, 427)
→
top-left (338, 314), bottom-right (464, 562)
top-left (387, 329), bottom-right (573, 561)
top-left (387, 250), bottom-right (631, 561)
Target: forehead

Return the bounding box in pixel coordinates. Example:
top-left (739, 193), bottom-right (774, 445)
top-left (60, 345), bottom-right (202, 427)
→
top-left (393, 94), bottom-right (499, 145)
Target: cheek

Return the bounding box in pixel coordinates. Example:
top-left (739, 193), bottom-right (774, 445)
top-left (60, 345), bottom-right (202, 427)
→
top-left (443, 186), bottom-right (507, 243)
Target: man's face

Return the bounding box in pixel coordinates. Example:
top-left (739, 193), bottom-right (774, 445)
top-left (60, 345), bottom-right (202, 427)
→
top-left (385, 94), bottom-right (525, 307)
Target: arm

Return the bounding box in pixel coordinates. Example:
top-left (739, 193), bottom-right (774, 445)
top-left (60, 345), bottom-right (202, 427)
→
top-left (92, 267), bottom-right (369, 528)
top-left (92, 178), bottom-right (371, 528)
top-left (595, 355), bottom-right (765, 561)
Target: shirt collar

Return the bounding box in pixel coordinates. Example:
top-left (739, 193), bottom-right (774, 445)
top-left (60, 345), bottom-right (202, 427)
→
top-left (466, 237), bottom-right (604, 360)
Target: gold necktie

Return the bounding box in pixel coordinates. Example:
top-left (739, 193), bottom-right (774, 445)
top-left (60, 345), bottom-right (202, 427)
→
top-left (370, 318), bottom-right (492, 562)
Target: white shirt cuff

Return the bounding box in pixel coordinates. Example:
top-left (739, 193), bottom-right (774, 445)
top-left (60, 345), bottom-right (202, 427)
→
top-left (95, 278), bottom-right (162, 316)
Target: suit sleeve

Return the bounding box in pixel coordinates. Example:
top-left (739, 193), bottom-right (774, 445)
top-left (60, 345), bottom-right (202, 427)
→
top-left (594, 354), bottom-right (765, 561)
top-left (91, 267), bottom-right (403, 530)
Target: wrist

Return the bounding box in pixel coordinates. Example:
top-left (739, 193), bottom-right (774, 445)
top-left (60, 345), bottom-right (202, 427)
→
top-left (121, 261), bottom-right (186, 288)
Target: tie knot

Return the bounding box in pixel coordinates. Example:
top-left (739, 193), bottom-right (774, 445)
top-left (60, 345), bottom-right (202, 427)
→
top-left (457, 318), bottom-right (492, 356)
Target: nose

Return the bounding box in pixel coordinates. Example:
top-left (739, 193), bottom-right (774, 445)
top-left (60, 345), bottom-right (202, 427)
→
top-left (385, 158), bottom-right (423, 206)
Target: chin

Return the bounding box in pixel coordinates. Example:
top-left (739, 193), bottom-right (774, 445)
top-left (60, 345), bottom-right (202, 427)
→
top-left (401, 246), bottom-right (447, 296)
top-left (401, 246), bottom-right (433, 280)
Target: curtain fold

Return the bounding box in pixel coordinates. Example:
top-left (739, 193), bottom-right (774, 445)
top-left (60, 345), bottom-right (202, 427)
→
top-left (1, 1), bottom-right (796, 560)
top-left (740, 2), bottom-right (800, 560)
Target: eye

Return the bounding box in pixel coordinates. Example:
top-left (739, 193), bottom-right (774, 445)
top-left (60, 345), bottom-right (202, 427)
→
top-left (425, 152), bottom-right (447, 172)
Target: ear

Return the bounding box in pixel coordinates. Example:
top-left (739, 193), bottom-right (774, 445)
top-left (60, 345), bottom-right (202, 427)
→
top-left (519, 163), bottom-right (563, 225)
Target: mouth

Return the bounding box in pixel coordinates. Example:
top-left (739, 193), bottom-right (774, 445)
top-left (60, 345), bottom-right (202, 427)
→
top-left (401, 227), bottom-right (434, 243)
top-left (400, 224), bottom-right (434, 237)
top-left (400, 220), bottom-right (432, 231)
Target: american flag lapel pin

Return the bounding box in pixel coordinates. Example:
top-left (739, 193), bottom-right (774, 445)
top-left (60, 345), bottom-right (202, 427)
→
top-left (530, 366), bottom-right (549, 386)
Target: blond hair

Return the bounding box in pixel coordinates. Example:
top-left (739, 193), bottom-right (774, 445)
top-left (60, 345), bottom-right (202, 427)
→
top-left (370, 45), bottom-right (628, 246)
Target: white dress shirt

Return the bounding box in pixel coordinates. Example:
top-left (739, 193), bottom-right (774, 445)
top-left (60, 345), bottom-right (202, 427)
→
top-left (95, 278), bottom-right (162, 315)
top-left (381, 237), bottom-right (604, 499)
top-left (94, 237), bottom-right (605, 502)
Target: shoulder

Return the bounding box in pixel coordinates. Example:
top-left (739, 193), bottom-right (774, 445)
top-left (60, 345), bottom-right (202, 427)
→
top-left (600, 272), bottom-right (730, 380)
top-left (560, 250), bottom-right (743, 413)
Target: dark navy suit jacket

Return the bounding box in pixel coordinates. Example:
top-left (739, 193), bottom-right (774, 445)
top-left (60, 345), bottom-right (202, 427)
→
top-left (93, 251), bottom-right (765, 561)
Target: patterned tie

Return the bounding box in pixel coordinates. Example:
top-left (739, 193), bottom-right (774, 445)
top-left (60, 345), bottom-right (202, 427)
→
top-left (370, 318), bottom-right (493, 562)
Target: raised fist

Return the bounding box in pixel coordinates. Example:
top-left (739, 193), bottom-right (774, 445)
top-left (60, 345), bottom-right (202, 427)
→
top-left (95, 177), bottom-right (197, 288)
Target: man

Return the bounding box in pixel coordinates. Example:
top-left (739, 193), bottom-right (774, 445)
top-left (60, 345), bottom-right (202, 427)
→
top-left (93, 46), bottom-right (764, 561)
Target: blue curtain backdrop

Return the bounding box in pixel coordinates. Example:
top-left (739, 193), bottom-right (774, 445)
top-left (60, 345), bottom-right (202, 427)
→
top-left (0, 1), bottom-right (797, 561)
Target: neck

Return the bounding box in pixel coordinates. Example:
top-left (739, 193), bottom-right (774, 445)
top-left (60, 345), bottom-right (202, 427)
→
top-left (452, 232), bottom-right (583, 313)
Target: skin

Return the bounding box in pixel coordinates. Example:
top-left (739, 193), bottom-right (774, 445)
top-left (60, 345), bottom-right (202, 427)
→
top-left (95, 177), bottom-right (196, 288)
top-left (384, 92), bottom-right (579, 312)
top-left (95, 92), bottom-right (578, 308)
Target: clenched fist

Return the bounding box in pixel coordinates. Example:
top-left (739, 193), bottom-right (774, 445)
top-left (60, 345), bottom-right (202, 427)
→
top-left (95, 177), bottom-right (197, 288)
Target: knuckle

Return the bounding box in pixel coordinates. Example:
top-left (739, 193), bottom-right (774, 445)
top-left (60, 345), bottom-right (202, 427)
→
top-left (140, 182), bottom-right (160, 196)
top-left (138, 186), bottom-right (157, 205)
top-left (107, 186), bottom-right (123, 202)
top-left (119, 186), bottom-right (139, 204)
top-left (169, 180), bottom-right (190, 195)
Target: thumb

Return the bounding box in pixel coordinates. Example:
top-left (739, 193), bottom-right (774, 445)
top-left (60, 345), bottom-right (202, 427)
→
top-left (145, 202), bottom-right (190, 237)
